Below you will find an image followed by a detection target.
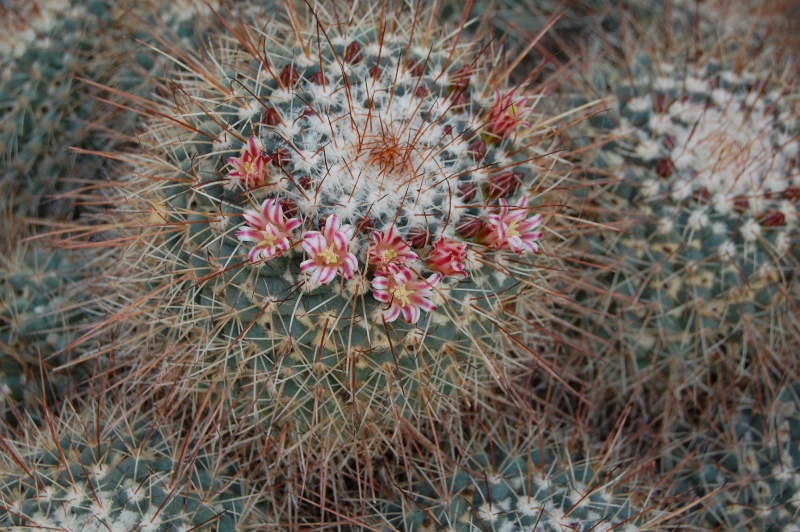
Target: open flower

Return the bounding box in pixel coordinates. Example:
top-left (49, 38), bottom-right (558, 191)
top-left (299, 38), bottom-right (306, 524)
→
top-left (480, 197), bottom-right (543, 254)
top-left (236, 199), bottom-right (302, 263)
top-left (426, 237), bottom-right (468, 278)
top-left (367, 226), bottom-right (418, 273)
top-left (372, 265), bottom-right (440, 324)
top-left (300, 215), bottom-right (358, 286)
top-left (226, 137), bottom-right (272, 189)
top-left (484, 90), bottom-right (532, 141)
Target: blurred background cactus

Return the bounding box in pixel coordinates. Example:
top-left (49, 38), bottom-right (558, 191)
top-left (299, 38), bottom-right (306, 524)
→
top-left (0, 393), bottom-right (269, 530)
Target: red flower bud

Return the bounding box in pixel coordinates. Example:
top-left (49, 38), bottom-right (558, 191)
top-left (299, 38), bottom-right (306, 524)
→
top-left (406, 227), bottom-right (429, 249)
top-left (406, 58), bottom-right (425, 77)
top-left (278, 198), bottom-right (298, 219)
top-left (485, 171), bottom-right (523, 199)
top-left (309, 71), bottom-right (327, 85)
top-left (343, 41), bottom-right (362, 63)
top-left (468, 138), bottom-right (486, 160)
top-left (692, 187), bottom-right (710, 204)
top-left (458, 182), bottom-right (477, 203)
top-left (782, 186), bottom-right (800, 203)
top-left (261, 106), bottom-right (282, 126)
top-left (298, 175), bottom-right (313, 190)
top-left (656, 158), bottom-right (674, 178)
top-left (280, 65), bottom-right (300, 87)
top-left (272, 147), bottom-right (292, 167)
top-left (654, 94), bottom-right (671, 113)
top-left (759, 210), bottom-right (785, 228)
top-left (450, 90), bottom-right (468, 110)
top-left (456, 216), bottom-right (483, 239)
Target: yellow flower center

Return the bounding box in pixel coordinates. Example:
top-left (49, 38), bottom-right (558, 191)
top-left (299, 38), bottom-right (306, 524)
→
top-left (390, 284), bottom-right (413, 307)
top-left (259, 232), bottom-right (278, 247)
top-left (508, 102), bottom-right (518, 117)
top-left (381, 248), bottom-right (398, 264)
top-left (506, 220), bottom-right (520, 238)
top-left (243, 161), bottom-right (253, 175)
top-left (318, 244), bottom-right (340, 265)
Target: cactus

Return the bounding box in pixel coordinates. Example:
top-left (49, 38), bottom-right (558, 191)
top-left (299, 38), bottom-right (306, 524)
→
top-left (79, 0), bottom-right (573, 473)
top-left (667, 383), bottom-right (800, 530)
top-left (0, 240), bottom-right (89, 427)
top-left (388, 417), bottom-right (669, 531)
top-left (0, 0), bottom-right (221, 223)
top-left (0, 398), bottom-right (263, 531)
top-left (564, 5), bottom-right (800, 428)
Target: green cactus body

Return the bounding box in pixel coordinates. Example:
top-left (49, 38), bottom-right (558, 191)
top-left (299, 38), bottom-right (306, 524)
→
top-left (0, 0), bottom-right (221, 221)
top-left (670, 384), bottom-right (800, 530)
top-left (0, 404), bottom-right (249, 531)
top-left (392, 445), bottom-right (655, 531)
top-left (101, 2), bottom-right (558, 452)
top-left (1, 2), bottom-right (111, 219)
top-left (0, 246), bottom-right (86, 424)
top-left (578, 57), bottom-right (799, 380)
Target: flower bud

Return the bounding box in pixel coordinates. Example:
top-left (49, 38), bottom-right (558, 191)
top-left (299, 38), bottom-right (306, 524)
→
top-left (344, 41), bottom-right (362, 63)
top-left (280, 64), bottom-right (300, 87)
top-left (407, 227), bottom-right (429, 249)
top-left (485, 171), bottom-right (523, 199)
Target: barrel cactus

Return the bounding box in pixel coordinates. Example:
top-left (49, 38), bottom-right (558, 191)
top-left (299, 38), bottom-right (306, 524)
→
top-left (0, 0), bottom-right (220, 222)
top-left (79, 1), bottom-right (574, 498)
top-left (0, 400), bottom-right (262, 531)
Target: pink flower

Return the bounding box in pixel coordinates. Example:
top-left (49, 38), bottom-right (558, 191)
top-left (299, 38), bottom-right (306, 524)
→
top-left (367, 226), bottom-right (418, 273)
top-left (372, 266), bottom-right (440, 324)
top-left (480, 197), bottom-right (543, 254)
top-left (484, 90), bottom-right (531, 141)
top-left (300, 215), bottom-right (358, 286)
top-left (426, 237), bottom-right (468, 278)
top-left (227, 137), bottom-right (273, 189)
top-left (236, 199), bottom-right (302, 263)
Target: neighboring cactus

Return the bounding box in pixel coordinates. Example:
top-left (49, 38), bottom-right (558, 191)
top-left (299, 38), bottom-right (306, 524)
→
top-left (83, 0), bottom-right (571, 470)
top-left (667, 383), bottom-right (800, 530)
top-left (565, 10), bottom-right (800, 425)
top-left (1, 1), bottom-right (115, 220)
top-left (0, 399), bottom-right (264, 531)
top-left (388, 419), bottom-right (670, 531)
top-left (0, 241), bottom-right (89, 427)
top-left (0, 0), bottom-right (221, 223)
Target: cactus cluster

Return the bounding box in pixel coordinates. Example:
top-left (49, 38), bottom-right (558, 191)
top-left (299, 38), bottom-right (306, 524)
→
top-left (0, 242), bottom-right (89, 426)
top-left (3, 0), bottom-right (800, 529)
top-left (0, 0), bottom-right (220, 222)
top-left (1, 0), bottom-right (114, 220)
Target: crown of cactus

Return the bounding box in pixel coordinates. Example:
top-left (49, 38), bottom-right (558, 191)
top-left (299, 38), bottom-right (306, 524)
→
top-left (667, 383), bottom-right (800, 530)
top-left (0, 398), bottom-right (262, 531)
top-left (82, 0), bottom-right (569, 471)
